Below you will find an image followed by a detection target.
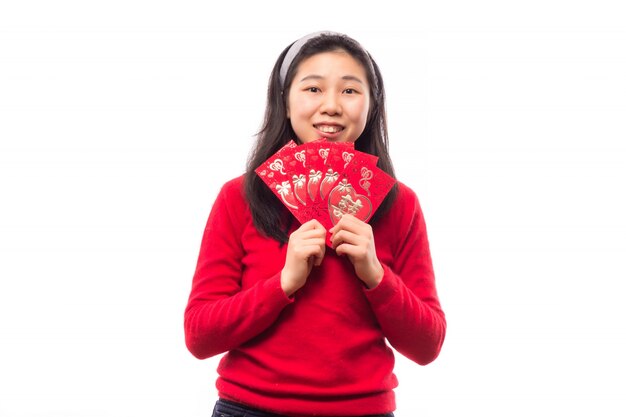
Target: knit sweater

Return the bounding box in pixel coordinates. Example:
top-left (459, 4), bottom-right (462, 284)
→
top-left (184, 175), bottom-right (446, 416)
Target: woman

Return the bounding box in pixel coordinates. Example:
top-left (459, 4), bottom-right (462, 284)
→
top-left (185, 31), bottom-right (446, 417)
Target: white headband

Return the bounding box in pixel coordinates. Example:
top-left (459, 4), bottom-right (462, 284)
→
top-left (279, 31), bottom-right (343, 88)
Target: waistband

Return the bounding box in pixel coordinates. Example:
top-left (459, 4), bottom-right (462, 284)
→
top-left (213, 399), bottom-right (395, 417)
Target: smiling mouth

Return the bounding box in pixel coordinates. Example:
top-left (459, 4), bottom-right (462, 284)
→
top-left (315, 125), bottom-right (344, 134)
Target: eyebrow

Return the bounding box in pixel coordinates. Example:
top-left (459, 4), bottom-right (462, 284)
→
top-left (299, 74), bottom-right (365, 84)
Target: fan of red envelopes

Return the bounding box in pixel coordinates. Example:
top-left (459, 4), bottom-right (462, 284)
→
top-left (255, 138), bottom-right (396, 245)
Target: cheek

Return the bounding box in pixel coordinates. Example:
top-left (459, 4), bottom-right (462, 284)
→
top-left (286, 92), bottom-right (298, 119)
top-left (291, 97), bottom-right (318, 118)
top-left (348, 99), bottom-right (370, 126)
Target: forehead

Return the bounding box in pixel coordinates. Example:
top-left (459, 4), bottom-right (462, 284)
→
top-left (293, 50), bottom-right (368, 82)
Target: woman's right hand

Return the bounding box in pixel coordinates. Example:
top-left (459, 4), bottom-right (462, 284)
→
top-left (281, 219), bottom-right (327, 297)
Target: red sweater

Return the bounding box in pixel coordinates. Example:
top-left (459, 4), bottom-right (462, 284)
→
top-left (184, 175), bottom-right (445, 416)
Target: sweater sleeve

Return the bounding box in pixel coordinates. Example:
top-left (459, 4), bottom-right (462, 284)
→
top-left (184, 179), bottom-right (293, 359)
top-left (364, 188), bottom-right (446, 365)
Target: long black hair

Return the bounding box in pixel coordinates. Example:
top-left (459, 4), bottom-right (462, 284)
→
top-left (245, 32), bottom-right (398, 243)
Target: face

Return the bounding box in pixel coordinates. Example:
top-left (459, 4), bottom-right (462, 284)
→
top-left (287, 50), bottom-right (370, 144)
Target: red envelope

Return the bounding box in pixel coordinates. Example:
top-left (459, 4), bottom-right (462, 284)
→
top-left (304, 138), bottom-right (329, 204)
top-left (255, 141), bottom-right (308, 223)
top-left (281, 143), bottom-right (308, 207)
top-left (319, 141), bottom-right (354, 200)
top-left (329, 152), bottom-right (394, 225)
top-left (256, 139), bottom-right (396, 247)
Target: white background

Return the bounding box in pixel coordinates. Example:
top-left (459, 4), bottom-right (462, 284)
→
top-left (1, 1), bottom-right (625, 416)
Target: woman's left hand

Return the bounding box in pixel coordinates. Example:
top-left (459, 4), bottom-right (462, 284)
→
top-left (329, 214), bottom-right (384, 289)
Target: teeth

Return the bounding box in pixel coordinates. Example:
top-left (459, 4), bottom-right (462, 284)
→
top-left (317, 125), bottom-right (342, 133)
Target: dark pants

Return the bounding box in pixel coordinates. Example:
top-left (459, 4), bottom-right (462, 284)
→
top-left (212, 399), bottom-right (395, 417)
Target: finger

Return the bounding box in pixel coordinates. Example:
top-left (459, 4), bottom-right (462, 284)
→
top-left (334, 240), bottom-right (367, 259)
top-left (294, 229), bottom-right (327, 242)
top-left (313, 243), bottom-right (326, 266)
top-left (329, 214), bottom-right (366, 235)
top-left (331, 229), bottom-right (361, 249)
top-left (300, 243), bottom-right (325, 264)
top-left (292, 238), bottom-right (326, 256)
top-left (309, 218), bottom-right (325, 230)
top-left (304, 237), bottom-right (327, 248)
top-left (302, 218), bottom-right (326, 231)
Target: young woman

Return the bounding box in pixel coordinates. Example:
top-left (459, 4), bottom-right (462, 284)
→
top-left (184, 31), bottom-right (446, 417)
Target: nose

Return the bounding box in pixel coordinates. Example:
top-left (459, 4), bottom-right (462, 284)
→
top-left (319, 92), bottom-right (342, 116)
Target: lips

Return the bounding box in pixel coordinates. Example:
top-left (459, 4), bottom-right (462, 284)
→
top-left (314, 124), bottom-right (344, 134)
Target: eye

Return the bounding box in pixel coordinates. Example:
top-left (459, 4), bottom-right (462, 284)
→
top-left (306, 87), bottom-right (321, 93)
top-left (344, 88), bottom-right (357, 94)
